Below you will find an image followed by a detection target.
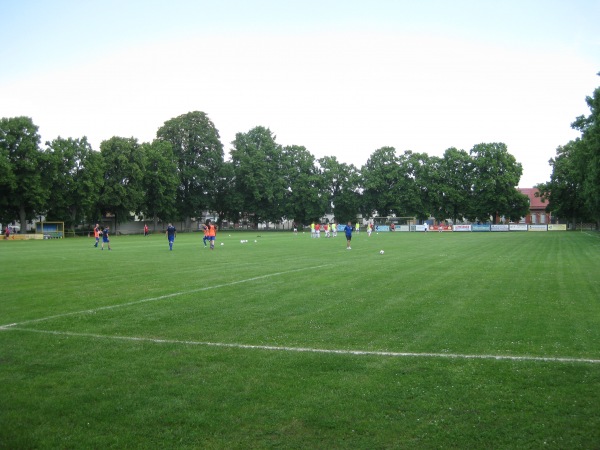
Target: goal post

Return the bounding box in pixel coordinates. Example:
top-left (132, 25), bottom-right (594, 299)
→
top-left (387, 216), bottom-right (417, 226)
top-left (373, 216), bottom-right (416, 225)
top-left (372, 216), bottom-right (416, 232)
top-left (36, 222), bottom-right (65, 239)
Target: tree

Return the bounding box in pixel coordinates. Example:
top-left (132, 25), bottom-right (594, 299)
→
top-left (98, 137), bottom-right (145, 231)
top-left (571, 75), bottom-right (600, 226)
top-left (361, 147), bottom-right (402, 218)
top-left (398, 150), bottom-right (429, 220)
top-left (44, 137), bottom-right (104, 231)
top-left (0, 116), bottom-right (46, 231)
top-left (318, 156), bottom-right (362, 224)
top-left (361, 148), bottom-right (429, 219)
top-left (156, 111), bottom-right (224, 229)
top-left (281, 145), bottom-right (327, 225)
top-left (468, 143), bottom-right (528, 223)
top-left (538, 140), bottom-right (591, 224)
top-left (139, 140), bottom-right (178, 230)
top-left (212, 161), bottom-right (243, 225)
top-left (435, 148), bottom-right (473, 223)
top-left (230, 126), bottom-right (286, 226)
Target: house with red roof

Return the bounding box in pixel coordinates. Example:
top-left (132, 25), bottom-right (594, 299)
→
top-left (518, 188), bottom-right (551, 224)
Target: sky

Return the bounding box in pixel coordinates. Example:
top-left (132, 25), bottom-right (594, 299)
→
top-left (1, 0), bottom-right (599, 187)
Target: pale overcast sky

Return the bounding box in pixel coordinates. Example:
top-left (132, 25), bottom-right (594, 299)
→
top-left (1, 0), bottom-right (598, 187)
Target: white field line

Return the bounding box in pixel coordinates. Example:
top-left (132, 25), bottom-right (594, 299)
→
top-left (3, 263), bottom-right (599, 365)
top-left (583, 231), bottom-right (600, 239)
top-left (3, 327), bottom-right (600, 365)
top-left (0, 265), bottom-right (331, 329)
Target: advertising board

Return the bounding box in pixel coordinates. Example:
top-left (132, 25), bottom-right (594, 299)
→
top-left (528, 225), bottom-right (548, 231)
top-left (547, 224), bottom-right (567, 231)
top-left (509, 224), bottom-right (528, 231)
top-left (453, 224), bottom-right (472, 232)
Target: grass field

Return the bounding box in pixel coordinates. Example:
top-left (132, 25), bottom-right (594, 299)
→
top-left (1, 229), bottom-right (599, 449)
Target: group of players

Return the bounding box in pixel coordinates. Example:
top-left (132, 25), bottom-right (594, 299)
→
top-left (308, 222), bottom-right (340, 238)
top-left (164, 219), bottom-right (217, 251)
top-left (92, 224), bottom-right (111, 250)
top-left (93, 218), bottom-right (376, 252)
top-left (93, 219), bottom-right (218, 251)
top-left (308, 222), bottom-right (377, 238)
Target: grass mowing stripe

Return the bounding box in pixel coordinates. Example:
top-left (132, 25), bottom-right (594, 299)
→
top-left (2, 231), bottom-right (600, 448)
top-left (0, 264), bottom-right (332, 328)
top-left (6, 327), bottom-right (600, 364)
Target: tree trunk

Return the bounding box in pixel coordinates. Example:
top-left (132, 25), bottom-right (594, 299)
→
top-left (19, 205), bottom-right (26, 234)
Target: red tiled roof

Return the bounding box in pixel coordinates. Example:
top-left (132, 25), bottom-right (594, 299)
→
top-left (519, 188), bottom-right (547, 210)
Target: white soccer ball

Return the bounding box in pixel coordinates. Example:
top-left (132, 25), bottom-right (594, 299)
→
top-left (380, 250), bottom-right (385, 254)
top-left (220, 242), bottom-right (224, 246)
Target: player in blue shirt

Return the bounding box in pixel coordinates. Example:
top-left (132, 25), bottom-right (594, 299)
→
top-left (101, 226), bottom-right (111, 251)
top-left (344, 221), bottom-right (353, 250)
top-left (166, 223), bottom-right (176, 250)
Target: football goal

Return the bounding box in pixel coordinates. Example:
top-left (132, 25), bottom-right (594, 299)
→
top-left (373, 216), bottom-right (416, 225)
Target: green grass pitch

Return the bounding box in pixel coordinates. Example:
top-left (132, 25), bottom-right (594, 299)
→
top-left (1, 230), bottom-right (599, 448)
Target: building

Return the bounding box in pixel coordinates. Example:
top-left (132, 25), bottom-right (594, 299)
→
top-left (519, 188), bottom-right (551, 224)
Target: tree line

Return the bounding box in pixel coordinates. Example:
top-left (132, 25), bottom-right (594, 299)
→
top-left (2, 111), bottom-right (534, 232)
top-left (537, 74), bottom-right (600, 227)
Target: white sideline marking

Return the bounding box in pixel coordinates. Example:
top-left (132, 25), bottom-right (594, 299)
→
top-left (0, 265), bottom-right (331, 328)
top-left (3, 263), bottom-right (598, 366)
top-left (3, 327), bottom-right (600, 365)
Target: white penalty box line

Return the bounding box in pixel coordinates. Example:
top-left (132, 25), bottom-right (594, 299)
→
top-left (4, 327), bottom-right (600, 365)
top-left (2, 264), bottom-right (599, 365)
top-left (0, 265), bottom-right (333, 329)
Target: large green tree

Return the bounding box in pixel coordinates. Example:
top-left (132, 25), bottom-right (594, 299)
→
top-left (318, 156), bottom-right (361, 224)
top-left (156, 111), bottom-right (224, 229)
top-left (398, 150), bottom-right (429, 220)
top-left (361, 148), bottom-right (428, 219)
top-left (0, 116), bottom-right (47, 231)
top-left (281, 145), bottom-right (327, 225)
top-left (98, 137), bottom-right (145, 231)
top-left (139, 140), bottom-right (178, 230)
top-left (44, 137), bottom-right (104, 231)
top-left (230, 126), bottom-right (286, 226)
top-left (571, 76), bottom-right (600, 225)
top-left (212, 161), bottom-right (243, 225)
top-left (360, 147), bottom-right (403, 218)
top-left (538, 139), bottom-right (592, 224)
top-left (436, 148), bottom-right (473, 223)
top-left (468, 143), bottom-right (528, 223)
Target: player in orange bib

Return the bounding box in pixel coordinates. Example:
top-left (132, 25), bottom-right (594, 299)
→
top-left (206, 219), bottom-right (217, 250)
top-left (93, 223), bottom-right (100, 247)
top-left (202, 222), bottom-right (210, 248)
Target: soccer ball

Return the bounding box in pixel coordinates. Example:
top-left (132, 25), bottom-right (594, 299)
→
top-left (379, 250), bottom-right (385, 254)
top-left (220, 242), bottom-right (224, 246)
